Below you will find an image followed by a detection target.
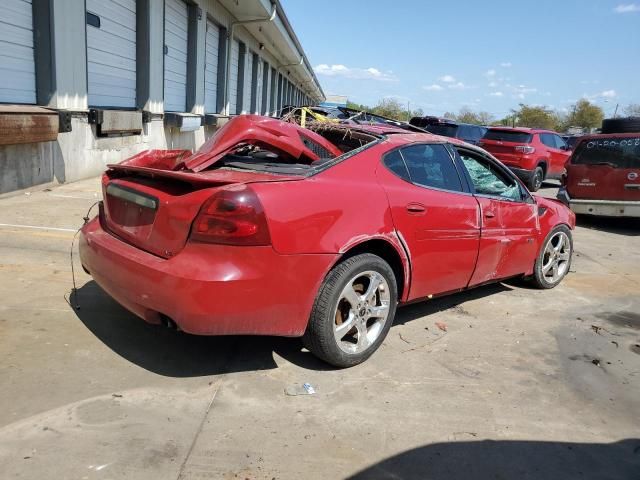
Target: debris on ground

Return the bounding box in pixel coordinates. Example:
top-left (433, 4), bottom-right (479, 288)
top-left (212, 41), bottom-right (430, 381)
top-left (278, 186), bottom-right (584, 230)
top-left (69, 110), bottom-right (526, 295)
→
top-left (398, 333), bottom-right (411, 344)
top-left (285, 383), bottom-right (316, 396)
top-left (435, 321), bottom-right (448, 332)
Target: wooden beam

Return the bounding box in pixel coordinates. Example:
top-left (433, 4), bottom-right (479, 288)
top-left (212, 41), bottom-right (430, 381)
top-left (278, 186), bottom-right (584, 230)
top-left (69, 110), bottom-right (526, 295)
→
top-left (0, 105), bottom-right (59, 146)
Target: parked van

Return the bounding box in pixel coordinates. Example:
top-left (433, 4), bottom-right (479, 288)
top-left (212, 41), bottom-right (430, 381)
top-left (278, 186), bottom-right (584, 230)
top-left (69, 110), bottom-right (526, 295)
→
top-left (557, 133), bottom-right (640, 217)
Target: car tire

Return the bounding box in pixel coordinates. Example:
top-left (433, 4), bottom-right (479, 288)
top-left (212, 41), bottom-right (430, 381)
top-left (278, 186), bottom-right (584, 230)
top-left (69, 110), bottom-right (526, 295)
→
top-left (601, 117), bottom-right (640, 134)
top-left (530, 225), bottom-right (573, 289)
top-left (527, 166), bottom-right (544, 192)
top-left (302, 253), bottom-right (398, 368)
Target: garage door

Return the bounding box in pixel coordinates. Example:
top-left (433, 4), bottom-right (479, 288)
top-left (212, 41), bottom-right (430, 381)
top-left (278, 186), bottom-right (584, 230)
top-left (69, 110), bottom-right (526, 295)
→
top-left (204, 19), bottom-right (219, 113)
top-left (86, 0), bottom-right (136, 108)
top-left (242, 51), bottom-right (253, 113)
top-left (228, 39), bottom-right (239, 114)
top-left (164, 0), bottom-right (188, 112)
top-left (0, 0), bottom-right (36, 104)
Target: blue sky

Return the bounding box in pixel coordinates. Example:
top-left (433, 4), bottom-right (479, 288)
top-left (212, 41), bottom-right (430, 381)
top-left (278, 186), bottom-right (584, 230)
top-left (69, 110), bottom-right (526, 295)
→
top-left (281, 0), bottom-right (640, 118)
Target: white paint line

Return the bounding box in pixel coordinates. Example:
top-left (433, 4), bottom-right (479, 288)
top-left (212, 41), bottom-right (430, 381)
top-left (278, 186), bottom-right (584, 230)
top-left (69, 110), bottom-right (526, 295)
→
top-left (0, 223), bottom-right (77, 233)
top-left (49, 194), bottom-right (98, 200)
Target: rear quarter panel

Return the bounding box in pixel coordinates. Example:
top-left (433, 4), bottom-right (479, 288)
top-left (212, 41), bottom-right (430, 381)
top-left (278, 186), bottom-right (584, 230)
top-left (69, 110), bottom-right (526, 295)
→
top-left (252, 141), bottom-right (411, 298)
top-left (253, 142), bottom-right (397, 255)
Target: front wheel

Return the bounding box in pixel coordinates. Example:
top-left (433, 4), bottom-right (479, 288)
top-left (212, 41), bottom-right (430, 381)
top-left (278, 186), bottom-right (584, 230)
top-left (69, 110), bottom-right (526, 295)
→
top-left (303, 253), bottom-right (398, 368)
top-left (531, 225), bottom-right (573, 289)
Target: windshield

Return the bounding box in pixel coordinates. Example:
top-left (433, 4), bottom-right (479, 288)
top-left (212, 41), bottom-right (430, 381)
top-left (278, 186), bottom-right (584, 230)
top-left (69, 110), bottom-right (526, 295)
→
top-left (483, 130), bottom-right (533, 143)
top-left (572, 137), bottom-right (640, 168)
top-left (426, 124), bottom-right (458, 137)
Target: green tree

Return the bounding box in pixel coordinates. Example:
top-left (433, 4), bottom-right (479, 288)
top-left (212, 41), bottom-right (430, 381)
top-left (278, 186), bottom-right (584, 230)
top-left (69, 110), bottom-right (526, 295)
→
top-left (565, 99), bottom-right (604, 130)
top-left (512, 104), bottom-right (557, 130)
top-left (346, 98), bottom-right (423, 122)
top-left (456, 108), bottom-right (481, 124)
top-left (372, 98), bottom-right (406, 120)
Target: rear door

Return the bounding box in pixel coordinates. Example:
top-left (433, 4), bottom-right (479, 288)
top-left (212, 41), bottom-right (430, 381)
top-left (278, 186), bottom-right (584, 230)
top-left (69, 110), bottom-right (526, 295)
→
top-left (540, 133), bottom-right (571, 175)
top-left (567, 136), bottom-right (640, 201)
top-left (377, 143), bottom-right (481, 300)
top-left (455, 147), bottom-right (539, 284)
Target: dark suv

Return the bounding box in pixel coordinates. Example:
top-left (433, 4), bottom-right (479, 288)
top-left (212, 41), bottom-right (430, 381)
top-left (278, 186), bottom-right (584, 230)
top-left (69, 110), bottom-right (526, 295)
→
top-left (409, 117), bottom-right (487, 145)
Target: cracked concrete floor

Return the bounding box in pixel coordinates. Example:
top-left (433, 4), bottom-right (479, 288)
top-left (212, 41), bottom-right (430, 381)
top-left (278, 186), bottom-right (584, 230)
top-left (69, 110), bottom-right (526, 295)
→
top-left (0, 179), bottom-right (638, 479)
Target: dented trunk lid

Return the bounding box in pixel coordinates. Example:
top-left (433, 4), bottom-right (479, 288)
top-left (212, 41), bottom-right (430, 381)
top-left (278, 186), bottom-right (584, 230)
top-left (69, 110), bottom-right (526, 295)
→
top-left (102, 153), bottom-right (301, 259)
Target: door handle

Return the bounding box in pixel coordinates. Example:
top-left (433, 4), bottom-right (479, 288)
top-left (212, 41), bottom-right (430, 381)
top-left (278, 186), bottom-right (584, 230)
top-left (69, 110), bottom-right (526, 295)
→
top-left (484, 211), bottom-right (495, 218)
top-left (406, 203), bottom-right (426, 214)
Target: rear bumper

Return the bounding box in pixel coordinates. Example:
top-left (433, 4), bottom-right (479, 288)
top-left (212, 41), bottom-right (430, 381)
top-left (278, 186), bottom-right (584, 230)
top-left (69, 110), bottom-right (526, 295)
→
top-left (557, 188), bottom-right (640, 217)
top-left (79, 216), bottom-right (336, 336)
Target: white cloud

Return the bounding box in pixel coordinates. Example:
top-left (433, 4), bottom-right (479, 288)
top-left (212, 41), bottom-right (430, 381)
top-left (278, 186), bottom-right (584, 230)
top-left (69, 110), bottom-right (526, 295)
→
top-left (423, 84), bottom-right (444, 91)
top-left (448, 82), bottom-right (467, 90)
top-left (488, 81), bottom-right (498, 88)
top-left (485, 69), bottom-right (496, 77)
top-left (489, 91), bottom-right (503, 97)
top-left (500, 62), bottom-right (512, 68)
top-left (614, 3), bottom-right (640, 13)
top-left (439, 75), bottom-right (456, 83)
top-left (513, 85), bottom-right (537, 96)
top-left (314, 64), bottom-right (397, 81)
top-left (583, 89), bottom-right (618, 101)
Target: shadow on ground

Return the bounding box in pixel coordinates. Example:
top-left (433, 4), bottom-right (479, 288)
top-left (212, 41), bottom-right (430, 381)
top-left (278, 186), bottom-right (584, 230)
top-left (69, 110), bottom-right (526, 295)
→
top-left (71, 281), bottom-right (333, 377)
top-left (395, 282), bottom-right (513, 324)
top-left (72, 281), bottom-right (516, 377)
top-left (348, 439), bottom-right (640, 480)
top-left (577, 214), bottom-right (640, 236)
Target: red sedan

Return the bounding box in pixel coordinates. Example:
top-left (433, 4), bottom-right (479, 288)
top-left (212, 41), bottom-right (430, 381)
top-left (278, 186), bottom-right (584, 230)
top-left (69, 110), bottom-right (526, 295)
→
top-left (79, 115), bottom-right (575, 367)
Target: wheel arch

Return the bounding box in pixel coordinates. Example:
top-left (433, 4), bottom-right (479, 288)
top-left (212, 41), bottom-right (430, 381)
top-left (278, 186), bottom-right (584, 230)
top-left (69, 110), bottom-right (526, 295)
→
top-left (335, 237), bottom-right (410, 302)
top-left (536, 160), bottom-right (548, 177)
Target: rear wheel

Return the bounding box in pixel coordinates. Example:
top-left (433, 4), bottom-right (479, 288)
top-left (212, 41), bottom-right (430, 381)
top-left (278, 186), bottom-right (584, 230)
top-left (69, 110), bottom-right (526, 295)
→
top-left (303, 254), bottom-right (397, 368)
top-left (527, 166), bottom-right (544, 192)
top-left (531, 225), bottom-right (573, 289)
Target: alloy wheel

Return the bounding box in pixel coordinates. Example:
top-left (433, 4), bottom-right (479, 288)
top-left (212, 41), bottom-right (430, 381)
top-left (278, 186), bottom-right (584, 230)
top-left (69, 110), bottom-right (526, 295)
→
top-left (332, 271), bottom-right (391, 354)
top-left (541, 231), bottom-right (571, 283)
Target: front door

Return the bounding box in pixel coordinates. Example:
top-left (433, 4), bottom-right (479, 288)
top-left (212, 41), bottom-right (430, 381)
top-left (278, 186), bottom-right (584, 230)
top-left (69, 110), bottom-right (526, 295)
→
top-left (377, 143), bottom-right (481, 300)
top-left (455, 148), bottom-right (539, 285)
top-left (541, 133), bottom-right (572, 176)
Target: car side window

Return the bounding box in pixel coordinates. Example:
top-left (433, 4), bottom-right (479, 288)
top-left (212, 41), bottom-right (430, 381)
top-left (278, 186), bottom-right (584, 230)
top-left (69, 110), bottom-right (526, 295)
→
top-left (458, 150), bottom-right (523, 201)
top-left (553, 135), bottom-right (567, 150)
top-left (398, 144), bottom-right (463, 192)
top-left (457, 125), bottom-right (470, 140)
top-left (540, 133), bottom-right (556, 148)
top-left (383, 150), bottom-right (411, 182)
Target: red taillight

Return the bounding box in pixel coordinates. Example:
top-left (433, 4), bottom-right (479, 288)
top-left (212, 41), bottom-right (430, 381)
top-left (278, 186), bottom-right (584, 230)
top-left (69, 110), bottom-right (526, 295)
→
top-left (190, 186), bottom-right (271, 245)
top-left (514, 145), bottom-right (535, 154)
